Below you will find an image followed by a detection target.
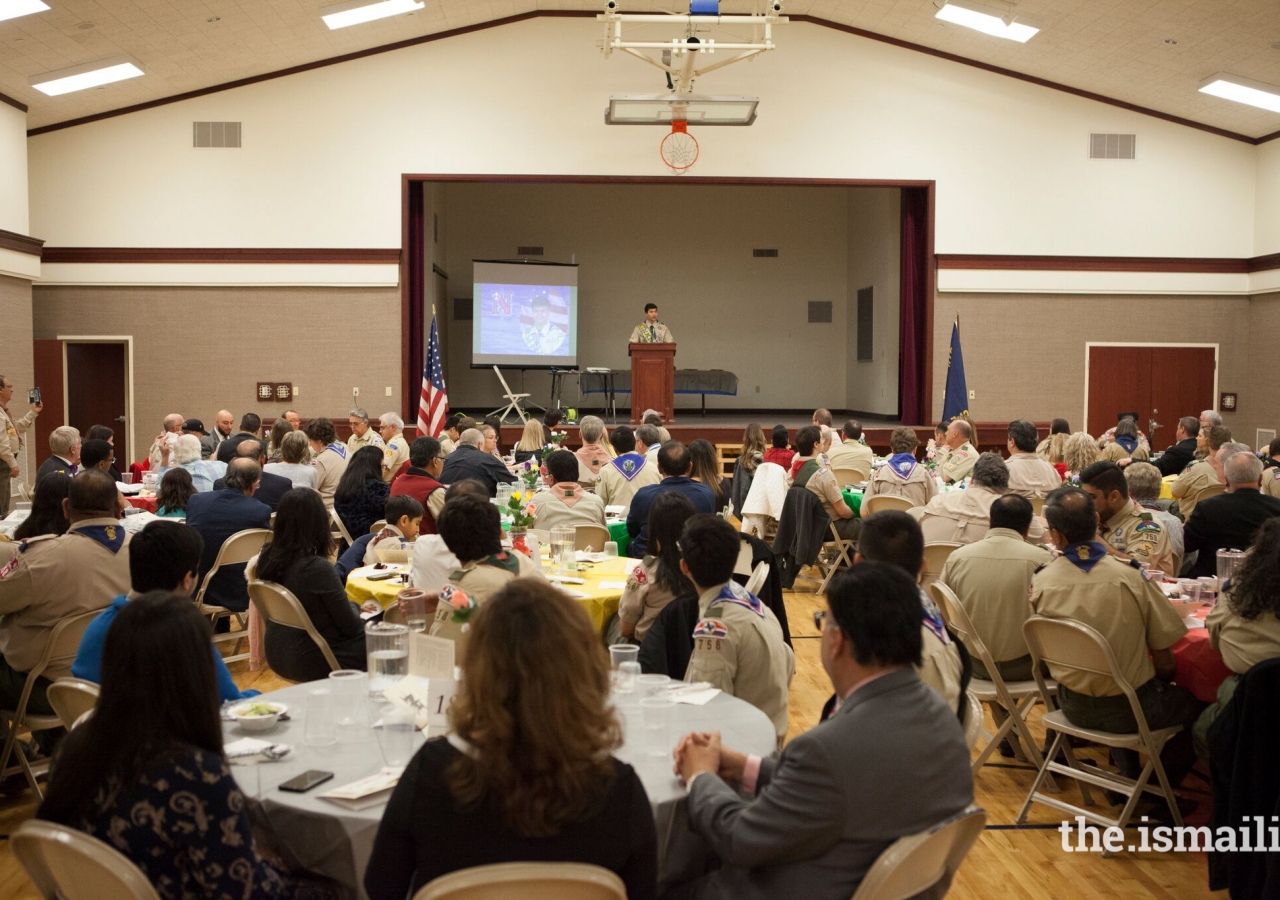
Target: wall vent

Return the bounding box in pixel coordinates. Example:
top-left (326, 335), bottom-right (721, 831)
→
top-left (856, 287), bottom-right (874, 361)
top-left (517, 245), bottom-right (544, 256)
top-left (1089, 133), bottom-right (1135, 160)
top-left (1258, 429), bottom-right (1277, 453)
top-left (808, 301), bottom-right (832, 324)
top-left (453, 297), bottom-right (473, 321)
top-left (753, 248), bottom-right (779, 258)
top-left (193, 121), bottom-right (241, 148)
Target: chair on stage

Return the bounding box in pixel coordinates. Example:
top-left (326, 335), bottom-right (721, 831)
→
top-left (489, 366), bottom-right (532, 425)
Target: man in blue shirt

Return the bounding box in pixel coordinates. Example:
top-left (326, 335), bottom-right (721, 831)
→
top-left (627, 441), bottom-right (715, 557)
top-left (73, 520), bottom-right (256, 704)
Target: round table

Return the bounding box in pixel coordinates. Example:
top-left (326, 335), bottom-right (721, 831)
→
top-left (229, 681), bottom-right (777, 899)
top-left (1171, 606), bottom-right (1233, 703)
top-left (839, 488), bottom-right (864, 517)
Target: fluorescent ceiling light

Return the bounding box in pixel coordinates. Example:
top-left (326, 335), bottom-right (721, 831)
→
top-left (0, 0), bottom-right (50, 24)
top-left (1198, 72), bottom-right (1280, 114)
top-left (29, 57), bottom-right (145, 96)
top-left (935, 1), bottom-right (1038, 43)
top-left (320, 0), bottom-right (425, 29)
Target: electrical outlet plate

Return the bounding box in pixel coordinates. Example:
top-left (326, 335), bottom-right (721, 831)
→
top-left (968, 390), bottom-right (975, 400)
top-left (352, 387), bottom-right (360, 398)
top-left (385, 386), bottom-right (392, 396)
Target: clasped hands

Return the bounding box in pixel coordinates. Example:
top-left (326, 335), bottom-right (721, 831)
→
top-left (672, 731), bottom-right (747, 786)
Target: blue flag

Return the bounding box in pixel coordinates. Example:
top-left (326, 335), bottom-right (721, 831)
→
top-left (942, 316), bottom-right (969, 423)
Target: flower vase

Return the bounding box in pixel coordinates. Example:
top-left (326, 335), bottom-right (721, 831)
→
top-left (510, 529), bottom-right (530, 557)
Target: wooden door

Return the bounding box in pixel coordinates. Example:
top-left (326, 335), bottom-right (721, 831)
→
top-left (32, 340), bottom-right (64, 468)
top-left (1087, 346), bottom-right (1152, 439)
top-left (65, 343), bottom-right (128, 464)
top-left (1086, 345), bottom-right (1216, 448)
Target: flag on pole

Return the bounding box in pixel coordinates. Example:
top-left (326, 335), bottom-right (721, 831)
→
top-left (418, 311), bottom-right (449, 438)
top-left (941, 315), bottom-right (969, 423)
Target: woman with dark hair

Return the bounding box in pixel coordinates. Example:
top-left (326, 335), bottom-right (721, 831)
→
top-left (267, 417), bottom-right (293, 464)
top-left (14, 472), bottom-right (71, 540)
top-left (730, 424), bottom-right (766, 519)
top-left (688, 439), bottom-right (728, 513)
top-left (618, 492), bottom-right (696, 644)
top-left (541, 408), bottom-right (564, 446)
top-left (86, 424), bottom-right (123, 482)
top-left (253, 488), bottom-right (369, 681)
top-left (155, 467), bottom-right (196, 518)
top-left (37, 592), bottom-right (333, 898)
top-left (333, 445), bottom-right (390, 539)
top-left (762, 424), bottom-right (795, 470)
top-left (365, 578), bottom-right (657, 900)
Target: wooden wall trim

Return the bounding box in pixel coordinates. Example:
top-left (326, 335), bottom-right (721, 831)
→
top-left (0, 91), bottom-right (27, 114)
top-left (937, 253), bottom-right (1280, 274)
top-left (40, 247), bottom-right (400, 265)
top-left (1247, 252), bottom-right (1280, 274)
top-left (0, 229), bottom-right (45, 258)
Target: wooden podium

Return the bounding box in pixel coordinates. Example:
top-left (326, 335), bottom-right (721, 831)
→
top-left (629, 343), bottom-right (675, 424)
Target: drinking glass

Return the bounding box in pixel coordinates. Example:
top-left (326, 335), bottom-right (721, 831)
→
top-left (303, 687), bottom-right (337, 747)
top-left (610, 643), bottom-right (639, 672)
top-left (496, 483), bottom-right (512, 505)
top-left (397, 588), bottom-right (428, 633)
top-left (617, 660), bottom-right (641, 694)
top-left (637, 673), bottom-right (670, 698)
top-left (366, 622), bottom-right (409, 696)
top-left (1217, 549), bottom-right (1247, 591)
top-left (377, 706), bottom-right (417, 770)
top-left (640, 696), bottom-right (675, 758)
top-left (328, 669), bottom-right (370, 740)
top-left (551, 525), bottom-right (575, 575)
top-left (121, 472), bottom-right (134, 485)
top-left (604, 541), bottom-right (619, 559)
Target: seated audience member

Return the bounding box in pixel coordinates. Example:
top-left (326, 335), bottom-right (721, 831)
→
top-left (1098, 416), bottom-right (1152, 456)
top-left (0, 471), bottom-right (129, 738)
top-left (439, 427), bottom-right (516, 496)
top-left (201, 410), bottom-right (234, 460)
top-left (626, 442), bottom-right (716, 558)
top-left (1171, 424), bottom-right (1232, 519)
top-left (283, 409), bottom-right (302, 429)
top-left (1031, 487), bottom-right (1201, 801)
top-left (866, 426), bottom-right (937, 508)
top-left (1266, 439), bottom-right (1280, 501)
top-left (409, 480), bottom-right (482, 592)
top-left (941, 495), bottom-right (1052, 682)
top-left (265, 416), bottom-right (291, 464)
top-left (365, 579), bottom-right (657, 900)
top-left (146, 414), bottom-right (183, 469)
top-left (185, 459), bottom-right (272, 617)
top-left (347, 408), bottom-right (384, 454)
top-left (12, 473), bottom-right (71, 541)
top-left (729, 424), bottom-right (766, 517)
top-left (36, 426), bottom-right (81, 482)
top-left (481, 417), bottom-right (505, 458)
top-left (1184, 447), bottom-right (1280, 579)
top-left (936, 419), bottom-right (978, 484)
top-left (1005, 419), bottom-right (1063, 498)
top-left (39, 594), bottom-right (331, 898)
top-left (787, 425), bottom-right (823, 484)
top-left (1063, 431), bottom-right (1100, 480)
top-left (812, 407), bottom-right (835, 432)
top-left (671, 562), bottom-right (973, 900)
top-left (378, 412), bottom-right (410, 483)
top-left (156, 433), bottom-right (226, 493)
top-left (598, 425), bottom-right (663, 511)
top-left (390, 436), bottom-right (447, 530)
top-left (619, 493), bottom-right (697, 645)
top-left (305, 417), bottom-right (349, 508)
top-left (334, 445), bottom-right (391, 539)
top-left (643, 409), bottom-right (672, 444)
top-left (1080, 461), bottom-right (1178, 577)
top-left (637, 423), bottom-right (662, 468)
top-left (85, 425), bottom-right (123, 482)
top-left (213, 439), bottom-right (291, 510)
top-left (1036, 417), bottom-right (1070, 459)
top-left (264, 430), bottom-right (318, 489)
top-left (364, 495), bottom-right (424, 566)
top-left (827, 420), bottom-right (873, 473)
top-left (215, 413), bottom-right (263, 464)
top-left (925, 420), bottom-right (948, 463)
top-left (79, 438), bottom-right (114, 474)
top-left (804, 448), bottom-right (859, 541)
top-left (532, 449), bottom-right (607, 531)
top-left (513, 418), bottom-right (547, 465)
top-left (431, 493), bottom-right (545, 662)
top-left (438, 412), bottom-right (464, 456)
top-left (72, 521), bottom-right (257, 704)
top-left (1101, 416), bottom-right (1150, 463)
top-left (1152, 416), bottom-right (1200, 477)
top-left (254, 488), bottom-right (373, 680)
top-left (856, 511), bottom-right (964, 714)
top-left (1199, 408), bottom-right (1223, 430)
top-left (1125, 462), bottom-right (1184, 573)
top-left (763, 424), bottom-right (795, 471)
top-left (154, 468), bottom-right (196, 518)
top-left (575, 415), bottom-right (613, 487)
top-left (1194, 518), bottom-right (1280, 757)
top-left (689, 439), bottom-right (729, 513)
top-left (540, 408), bottom-right (564, 446)
top-left (681, 515), bottom-right (794, 745)
top-left (1262, 436), bottom-right (1280, 471)
top-left (915, 453), bottom-right (1042, 546)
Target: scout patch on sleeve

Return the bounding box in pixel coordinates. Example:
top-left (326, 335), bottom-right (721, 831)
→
top-left (0, 556), bottom-right (19, 580)
top-left (1134, 521), bottom-right (1162, 536)
top-left (692, 619), bottom-right (729, 653)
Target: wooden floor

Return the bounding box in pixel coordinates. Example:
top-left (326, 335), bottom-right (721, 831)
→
top-left (0, 585), bottom-right (1227, 899)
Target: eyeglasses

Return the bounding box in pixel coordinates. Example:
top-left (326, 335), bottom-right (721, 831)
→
top-left (348, 421), bottom-right (363, 428)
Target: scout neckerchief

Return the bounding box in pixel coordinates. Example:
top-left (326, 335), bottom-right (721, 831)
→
top-left (1116, 435), bottom-right (1138, 454)
top-left (549, 482), bottom-right (584, 508)
top-left (375, 524), bottom-right (406, 548)
top-left (610, 452), bottom-right (647, 481)
top-left (920, 590), bottom-right (950, 644)
top-left (476, 550), bottom-right (522, 576)
top-left (886, 452), bottom-right (919, 481)
top-left (577, 444), bottom-right (610, 471)
top-left (710, 581), bottom-right (764, 618)
top-left (73, 523), bottom-right (126, 554)
top-left (325, 442), bottom-right (348, 460)
top-left (1062, 541), bottom-right (1107, 573)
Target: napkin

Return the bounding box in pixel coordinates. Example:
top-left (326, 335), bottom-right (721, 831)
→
top-left (225, 738), bottom-right (293, 763)
top-left (672, 688), bottom-right (721, 706)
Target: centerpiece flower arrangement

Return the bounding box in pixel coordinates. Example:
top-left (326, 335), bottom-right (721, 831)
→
top-left (520, 458), bottom-right (540, 491)
top-left (506, 490), bottom-right (538, 555)
top-left (548, 429), bottom-right (568, 447)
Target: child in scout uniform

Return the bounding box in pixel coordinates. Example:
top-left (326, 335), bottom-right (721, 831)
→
top-left (363, 495), bottom-right (424, 566)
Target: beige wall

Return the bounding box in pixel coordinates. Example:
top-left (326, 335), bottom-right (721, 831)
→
top-left (1, 275), bottom-right (34, 482)
top-left (31, 285), bottom-right (401, 460)
top-left (846, 188), bottom-right (901, 417)
top-left (1246, 294), bottom-right (1280, 445)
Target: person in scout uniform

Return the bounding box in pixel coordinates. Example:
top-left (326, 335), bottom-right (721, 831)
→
top-left (0, 375), bottom-right (42, 517)
top-left (628, 302), bottom-right (675, 345)
top-left (378, 412), bottom-right (411, 484)
top-left (364, 495), bottom-right (424, 566)
top-left (304, 418), bottom-right (348, 509)
top-left (1169, 424), bottom-right (1231, 519)
top-left (865, 426), bottom-right (937, 509)
top-left (1078, 460), bottom-right (1177, 577)
top-left (521, 293), bottom-right (566, 355)
top-left (347, 408), bottom-right (385, 454)
top-left (681, 515), bottom-right (793, 746)
top-left (596, 426), bottom-right (661, 511)
top-left (938, 419), bottom-right (978, 484)
top-left (531, 450), bottom-right (606, 532)
top-left (430, 493), bottom-right (545, 663)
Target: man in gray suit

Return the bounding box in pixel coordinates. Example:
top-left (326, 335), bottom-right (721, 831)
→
top-left (670, 562), bottom-right (974, 900)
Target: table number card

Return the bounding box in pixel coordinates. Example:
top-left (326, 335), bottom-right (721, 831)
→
top-left (409, 633), bottom-right (455, 680)
top-left (383, 674), bottom-right (457, 730)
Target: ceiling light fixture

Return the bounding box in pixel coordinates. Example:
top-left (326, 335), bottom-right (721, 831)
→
top-left (1198, 72), bottom-right (1280, 114)
top-left (935, 0), bottom-right (1038, 43)
top-left (29, 57), bottom-right (145, 96)
top-left (320, 0), bottom-right (425, 29)
top-left (0, 0), bottom-right (50, 24)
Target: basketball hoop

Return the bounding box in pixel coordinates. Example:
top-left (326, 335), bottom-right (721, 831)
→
top-left (660, 120), bottom-right (699, 171)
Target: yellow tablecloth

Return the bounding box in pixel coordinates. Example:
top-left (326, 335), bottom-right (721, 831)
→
top-left (345, 556), bottom-right (630, 636)
top-left (1161, 474), bottom-right (1176, 500)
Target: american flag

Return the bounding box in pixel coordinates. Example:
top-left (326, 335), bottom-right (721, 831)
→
top-left (417, 313), bottom-right (449, 438)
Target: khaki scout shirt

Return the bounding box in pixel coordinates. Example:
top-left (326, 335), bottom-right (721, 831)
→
top-left (826, 440), bottom-right (873, 479)
top-left (596, 455), bottom-right (662, 511)
top-left (0, 404), bottom-right (36, 471)
top-left (1102, 500), bottom-right (1177, 578)
top-left (1264, 467), bottom-right (1280, 501)
top-left (941, 528), bottom-right (1053, 663)
top-left (439, 435), bottom-right (457, 457)
top-left (1005, 452), bottom-right (1063, 499)
top-left (629, 322), bottom-right (675, 344)
top-left (1172, 461), bottom-right (1225, 519)
top-left (617, 557), bottom-right (678, 645)
top-left (865, 461), bottom-right (938, 509)
top-left (346, 429), bottom-right (384, 455)
top-left (381, 434), bottom-right (410, 484)
top-left (530, 485), bottom-right (607, 532)
top-left (914, 485), bottom-right (1047, 547)
top-left (804, 467), bottom-right (852, 522)
top-left (684, 581), bottom-right (794, 746)
top-left (312, 444), bottom-right (349, 508)
top-left (0, 518), bottom-right (131, 680)
top-left (940, 441), bottom-right (978, 483)
top-left (1030, 554), bottom-right (1186, 696)
top-left (430, 551), bottom-right (546, 664)
top-left (1207, 588), bottom-right (1280, 674)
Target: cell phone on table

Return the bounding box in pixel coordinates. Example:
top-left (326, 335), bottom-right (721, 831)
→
top-left (279, 770), bottom-right (334, 793)
top-left (28, 388), bottom-right (40, 406)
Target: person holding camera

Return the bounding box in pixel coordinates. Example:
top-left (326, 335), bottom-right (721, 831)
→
top-left (0, 375), bottom-right (43, 516)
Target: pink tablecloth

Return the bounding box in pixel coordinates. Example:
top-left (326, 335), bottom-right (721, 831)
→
top-left (1171, 608), bottom-right (1233, 703)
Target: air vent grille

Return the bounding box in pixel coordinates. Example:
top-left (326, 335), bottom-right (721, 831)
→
top-left (193, 121), bottom-right (241, 148)
top-left (808, 301), bottom-right (832, 324)
top-left (856, 287), bottom-right (873, 360)
top-left (753, 248), bottom-right (779, 258)
top-left (517, 246), bottom-right (544, 256)
top-left (453, 297), bottom-right (473, 321)
top-left (1089, 133), bottom-right (1135, 160)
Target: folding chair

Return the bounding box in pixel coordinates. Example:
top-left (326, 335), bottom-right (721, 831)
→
top-left (330, 508), bottom-right (355, 547)
top-left (831, 466), bottom-right (870, 488)
top-left (46, 678), bottom-right (100, 731)
top-left (1029, 495), bottom-right (1046, 517)
top-left (0, 610), bottom-right (101, 797)
top-left (861, 494), bottom-right (914, 516)
top-left (732, 541), bottom-right (755, 578)
top-left (248, 580), bottom-right (341, 677)
top-left (193, 527), bottom-right (272, 664)
top-left (1017, 615), bottom-right (1187, 841)
top-left (850, 806), bottom-right (987, 900)
top-left (574, 524), bottom-right (611, 552)
top-left (963, 691), bottom-right (983, 751)
top-left (13, 819), bottom-right (162, 900)
top-left (369, 519), bottom-right (387, 535)
top-left (488, 365), bottom-right (532, 425)
top-left (415, 861), bottom-right (626, 900)
top-left (816, 521), bottom-right (855, 594)
top-left (745, 561), bottom-right (770, 596)
top-left (919, 541), bottom-right (962, 594)
top-left (931, 583), bottom-right (1055, 777)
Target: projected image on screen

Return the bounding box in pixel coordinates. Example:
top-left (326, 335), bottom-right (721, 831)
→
top-left (472, 261), bottom-right (579, 368)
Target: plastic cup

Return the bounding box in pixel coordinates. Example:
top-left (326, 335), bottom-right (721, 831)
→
top-left (604, 541), bottom-right (619, 559)
top-left (121, 472), bottom-right (134, 485)
top-left (610, 644), bottom-right (639, 672)
top-left (617, 660), bottom-right (641, 694)
top-left (637, 673), bottom-right (670, 698)
top-left (640, 696), bottom-right (675, 758)
top-left (328, 669), bottom-right (371, 740)
top-left (397, 588), bottom-right (428, 633)
top-left (304, 688), bottom-right (337, 747)
top-left (377, 707), bottom-right (417, 769)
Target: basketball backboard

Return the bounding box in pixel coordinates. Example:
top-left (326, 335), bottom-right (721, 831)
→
top-left (605, 94), bottom-right (758, 125)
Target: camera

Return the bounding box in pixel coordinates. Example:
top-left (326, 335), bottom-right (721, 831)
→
top-left (770, 1), bottom-right (783, 11)
top-left (605, 0), bottom-right (618, 9)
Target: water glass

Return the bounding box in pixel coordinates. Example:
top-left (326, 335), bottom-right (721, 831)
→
top-left (604, 541), bottom-right (619, 559)
top-left (640, 696), bottom-right (675, 758)
top-left (366, 621), bottom-right (409, 696)
top-left (610, 643), bottom-right (639, 673)
top-left (121, 472), bottom-right (134, 485)
top-left (616, 660), bottom-right (641, 695)
top-left (328, 669), bottom-right (370, 739)
top-left (637, 673), bottom-right (670, 698)
top-left (551, 525), bottom-right (575, 575)
top-left (496, 483), bottom-right (513, 505)
top-left (377, 706), bottom-right (417, 769)
top-left (1217, 549), bottom-right (1247, 591)
top-left (397, 588), bottom-right (428, 633)
top-left (303, 687), bottom-right (337, 747)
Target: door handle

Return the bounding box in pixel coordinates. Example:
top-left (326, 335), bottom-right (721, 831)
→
top-left (114, 416), bottom-right (126, 423)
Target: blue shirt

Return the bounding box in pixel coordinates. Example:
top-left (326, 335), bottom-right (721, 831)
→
top-left (72, 595), bottom-right (257, 704)
top-left (625, 476), bottom-right (716, 558)
top-left (155, 459), bottom-right (227, 493)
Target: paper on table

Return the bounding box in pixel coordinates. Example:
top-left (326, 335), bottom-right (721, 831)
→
top-left (1183, 616), bottom-right (1207, 630)
top-left (672, 688), bottom-right (721, 706)
top-left (348, 564), bottom-right (409, 580)
top-left (224, 738), bottom-right (293, 763)
top-left (116, 481), bottom-right (144, 495)
top-left (319, 770), bottom-right (401, 810)
top-left (598, 581), bottom-right (627, 590)
top-left (575, 550), bottom-right (608, 563)
top-left (409, 633), bottom-right (455, 680)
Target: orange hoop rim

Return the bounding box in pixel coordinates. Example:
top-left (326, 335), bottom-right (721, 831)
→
top-left (660, 121), bottom-right (699, 171)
